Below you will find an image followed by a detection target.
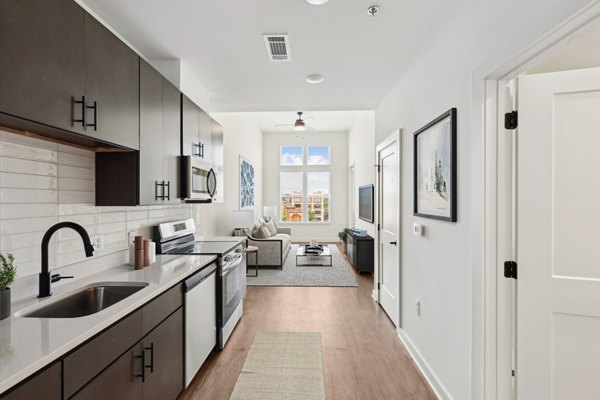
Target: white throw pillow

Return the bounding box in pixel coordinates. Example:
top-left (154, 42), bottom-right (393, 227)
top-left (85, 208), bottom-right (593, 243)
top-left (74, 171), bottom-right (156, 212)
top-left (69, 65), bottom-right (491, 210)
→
top-left (263, 220), bottom-right (278, 236)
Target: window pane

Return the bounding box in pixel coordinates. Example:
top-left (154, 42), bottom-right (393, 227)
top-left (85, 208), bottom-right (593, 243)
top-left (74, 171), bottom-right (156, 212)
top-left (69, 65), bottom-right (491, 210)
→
top-left (307, 146), bottom-right (330, 165)
top-left (281, 172), bottom-right (303, 222)
top-left (307, 172), bottom-right (329, 223)
top-left (280, 146), bottom-right (303, 166)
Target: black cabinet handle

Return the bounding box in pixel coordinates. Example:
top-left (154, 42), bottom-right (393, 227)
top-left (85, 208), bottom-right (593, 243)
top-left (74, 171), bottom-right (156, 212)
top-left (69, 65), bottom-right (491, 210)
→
top-left (164, 181), bottom-right (170, 201)
top-left (144, 343), bottom-right (154, 373)
top-left (86, 101), bottom-right (97, 131)
top-left (192, 142), bottom-right (201, 158)
top-left (389, 241), bottom-right (397, 246)
top-left (200, 143), bottom-right (205, 158)
top-left (74, 96), bottom-right (86, 128)
top-left (134, 350), bottom-right (146, 382)
top-left (155, 181), bottom-right (166, 201)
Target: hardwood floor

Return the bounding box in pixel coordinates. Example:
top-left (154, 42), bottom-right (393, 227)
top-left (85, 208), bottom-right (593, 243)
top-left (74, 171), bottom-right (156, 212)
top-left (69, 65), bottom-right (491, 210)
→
top-left (179, 244), bottom-right (437, 400)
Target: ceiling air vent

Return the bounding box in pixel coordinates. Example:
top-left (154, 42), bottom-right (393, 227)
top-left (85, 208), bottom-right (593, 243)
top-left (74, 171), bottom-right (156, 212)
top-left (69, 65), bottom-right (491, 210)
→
top-left (263, 34), bottom-right (291, 62)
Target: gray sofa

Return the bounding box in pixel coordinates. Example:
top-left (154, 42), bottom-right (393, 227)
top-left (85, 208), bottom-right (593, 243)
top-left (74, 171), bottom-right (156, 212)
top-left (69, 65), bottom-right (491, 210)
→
top-left (246, 221), bottom-right (291, 269)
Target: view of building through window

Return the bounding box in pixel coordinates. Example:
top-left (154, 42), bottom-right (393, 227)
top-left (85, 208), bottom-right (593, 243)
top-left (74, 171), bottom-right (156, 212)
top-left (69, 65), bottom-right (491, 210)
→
top-left (280, 146), bottom-right (330, 223)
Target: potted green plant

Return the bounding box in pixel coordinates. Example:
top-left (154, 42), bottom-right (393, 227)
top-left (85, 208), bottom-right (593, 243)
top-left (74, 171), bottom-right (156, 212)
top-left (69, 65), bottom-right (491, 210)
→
top-left (0, 253), bottom-right (17, 320)
top-left (338, 230), bottom-right (346, 242)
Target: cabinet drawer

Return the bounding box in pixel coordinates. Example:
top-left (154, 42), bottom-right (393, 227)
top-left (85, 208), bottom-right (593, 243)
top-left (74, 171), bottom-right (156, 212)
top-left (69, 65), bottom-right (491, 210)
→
top-left (1, 362), bottom-right (61, 400)
top-left (63, 309), bottom-right (142, 398)
top-left (142, 284), bottom-right (182, 336)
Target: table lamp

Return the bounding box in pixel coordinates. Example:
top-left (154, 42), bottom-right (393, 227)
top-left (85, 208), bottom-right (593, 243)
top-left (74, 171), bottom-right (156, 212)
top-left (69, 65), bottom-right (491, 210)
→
top-left (263, 206), bottom-right (278, 222)
top-left (231, 210), bottom-right (254, 236)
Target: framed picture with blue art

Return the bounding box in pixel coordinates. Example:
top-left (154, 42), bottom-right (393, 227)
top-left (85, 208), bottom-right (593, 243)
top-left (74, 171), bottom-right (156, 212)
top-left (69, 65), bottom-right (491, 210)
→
top-left (239, 155), bottom-right (255, 210)
top-left (413, 108), bottom-right (457, 222)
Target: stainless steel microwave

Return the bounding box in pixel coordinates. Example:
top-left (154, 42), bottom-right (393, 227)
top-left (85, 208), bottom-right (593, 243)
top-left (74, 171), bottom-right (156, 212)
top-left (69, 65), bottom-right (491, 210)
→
top-left (180, 156), bottom-right (217, 202)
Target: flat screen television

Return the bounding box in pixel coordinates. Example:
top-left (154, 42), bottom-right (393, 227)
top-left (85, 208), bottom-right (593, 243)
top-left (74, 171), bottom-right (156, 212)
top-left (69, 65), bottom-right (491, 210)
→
top-left (358, 184), bottom-right (374, 223)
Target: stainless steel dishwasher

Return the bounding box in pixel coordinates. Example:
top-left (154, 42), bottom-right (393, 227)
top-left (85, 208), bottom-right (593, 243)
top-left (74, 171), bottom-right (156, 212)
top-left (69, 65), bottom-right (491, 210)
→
top-left (183, 262), bottom-right (217, 387)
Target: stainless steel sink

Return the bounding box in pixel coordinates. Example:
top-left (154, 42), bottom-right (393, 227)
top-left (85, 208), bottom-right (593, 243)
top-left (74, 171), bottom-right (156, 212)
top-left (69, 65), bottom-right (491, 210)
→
top-left (22, 282), bottom-right (149, 318)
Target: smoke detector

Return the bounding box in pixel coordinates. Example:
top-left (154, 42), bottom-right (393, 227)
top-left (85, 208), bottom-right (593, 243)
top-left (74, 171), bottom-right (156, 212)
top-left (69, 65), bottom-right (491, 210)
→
top-left (263, 34), bottom-right (291, 62)
top-left (367, 5), bottom-right (379, 17)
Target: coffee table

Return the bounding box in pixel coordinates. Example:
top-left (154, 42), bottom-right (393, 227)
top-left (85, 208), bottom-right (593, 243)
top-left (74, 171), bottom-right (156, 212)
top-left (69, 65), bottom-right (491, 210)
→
top-left (296, 244), bottom-right (332, 267)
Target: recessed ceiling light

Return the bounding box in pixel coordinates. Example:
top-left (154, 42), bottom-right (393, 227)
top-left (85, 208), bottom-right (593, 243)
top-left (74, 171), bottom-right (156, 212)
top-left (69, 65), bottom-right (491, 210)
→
top-left (306, 0), bottom-right (329, 5)
top-left (306, 74), bottom-right (325, 84)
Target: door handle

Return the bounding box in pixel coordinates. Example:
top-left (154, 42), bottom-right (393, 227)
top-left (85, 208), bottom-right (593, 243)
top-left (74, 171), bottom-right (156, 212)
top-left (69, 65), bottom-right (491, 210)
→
top-left (389, 241), bottom-right (397, 246)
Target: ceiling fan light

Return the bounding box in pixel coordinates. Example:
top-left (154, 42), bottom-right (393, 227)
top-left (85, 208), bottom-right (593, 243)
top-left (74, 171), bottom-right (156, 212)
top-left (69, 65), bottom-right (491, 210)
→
top-left (294, 120), bottom-right (306, 131)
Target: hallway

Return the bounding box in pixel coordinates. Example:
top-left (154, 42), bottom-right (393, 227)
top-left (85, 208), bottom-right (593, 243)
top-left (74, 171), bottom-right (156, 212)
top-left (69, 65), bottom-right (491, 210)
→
top-left (180, 245), bottom-right (436, 400)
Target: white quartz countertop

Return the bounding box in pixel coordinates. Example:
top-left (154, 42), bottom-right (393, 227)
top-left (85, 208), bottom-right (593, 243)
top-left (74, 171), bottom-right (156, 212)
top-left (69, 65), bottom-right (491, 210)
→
top-left (0, 254), bottom-right (217, 394)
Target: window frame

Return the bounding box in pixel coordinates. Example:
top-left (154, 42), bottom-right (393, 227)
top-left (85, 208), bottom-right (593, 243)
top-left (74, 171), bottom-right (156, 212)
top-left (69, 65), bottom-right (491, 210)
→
top-left (279, 145), bottom-right (331, 225)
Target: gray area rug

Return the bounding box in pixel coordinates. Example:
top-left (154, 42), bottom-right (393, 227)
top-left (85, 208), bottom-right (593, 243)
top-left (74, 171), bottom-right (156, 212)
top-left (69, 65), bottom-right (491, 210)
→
top-left (229, 332), bottom-right (325, 400)
top-left (246, 244), bottom-right (358, 287)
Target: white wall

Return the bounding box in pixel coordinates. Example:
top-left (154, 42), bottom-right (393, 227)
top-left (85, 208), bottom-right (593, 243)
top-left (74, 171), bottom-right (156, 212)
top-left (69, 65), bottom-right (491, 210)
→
top-left (194, 113), bottom-right (264, 236)
top-left (374, 0), bottom-right (595, 398)
top-left (348, 112), bottom-right (376, 237)
top-left (263, 131), bottom-right (348, 242)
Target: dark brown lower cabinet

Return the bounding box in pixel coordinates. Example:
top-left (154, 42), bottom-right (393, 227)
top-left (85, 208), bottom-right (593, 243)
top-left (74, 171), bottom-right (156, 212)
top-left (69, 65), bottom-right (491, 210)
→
top-left (0, 362), bottom-right (61, 400)
top-left (71, 347), bottom-right (143, 400)
top-left (142, 309), bottom-right (184, 400)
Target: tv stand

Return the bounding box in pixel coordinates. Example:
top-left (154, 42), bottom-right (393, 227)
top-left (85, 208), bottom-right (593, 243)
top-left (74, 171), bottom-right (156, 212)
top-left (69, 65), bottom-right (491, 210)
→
top-left (344, 229), bottom-right (374, 274)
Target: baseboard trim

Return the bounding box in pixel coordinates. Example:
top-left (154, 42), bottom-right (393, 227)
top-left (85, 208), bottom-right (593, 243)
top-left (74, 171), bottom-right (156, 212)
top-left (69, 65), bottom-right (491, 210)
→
top-left (397, 328), bottom-right (452, 400)
top-left (371, 289), bottom-right (378, 303)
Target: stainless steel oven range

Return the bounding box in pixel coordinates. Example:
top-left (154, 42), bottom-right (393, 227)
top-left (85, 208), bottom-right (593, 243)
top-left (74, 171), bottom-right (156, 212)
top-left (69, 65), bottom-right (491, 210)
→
top-left (153, 219), bottom-right (246, 349)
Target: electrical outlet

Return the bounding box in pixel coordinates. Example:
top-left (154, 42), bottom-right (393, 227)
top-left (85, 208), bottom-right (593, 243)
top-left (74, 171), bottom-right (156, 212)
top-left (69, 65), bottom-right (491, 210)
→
top-left (91, 235), bottom-right (104, 251)
top-left (415, 299), bottom-right (421, 316)
top-left (128, 231), bottom-right (136, 245)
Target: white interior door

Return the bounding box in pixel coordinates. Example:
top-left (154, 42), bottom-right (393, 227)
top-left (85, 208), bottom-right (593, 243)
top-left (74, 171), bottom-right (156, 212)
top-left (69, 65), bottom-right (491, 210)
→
top-left (378, 136), bottom-right (400, 327)
top-left (517, 67), bottom-right (600, 399)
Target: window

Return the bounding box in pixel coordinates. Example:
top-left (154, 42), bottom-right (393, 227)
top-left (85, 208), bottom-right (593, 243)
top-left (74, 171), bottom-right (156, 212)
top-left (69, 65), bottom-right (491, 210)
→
top-left (279, 146), bottom-right (330, 223)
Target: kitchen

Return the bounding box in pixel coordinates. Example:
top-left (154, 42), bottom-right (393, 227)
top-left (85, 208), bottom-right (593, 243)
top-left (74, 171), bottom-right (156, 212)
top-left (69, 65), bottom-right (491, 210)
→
top-left (0, 0), bottom-right (245, 398)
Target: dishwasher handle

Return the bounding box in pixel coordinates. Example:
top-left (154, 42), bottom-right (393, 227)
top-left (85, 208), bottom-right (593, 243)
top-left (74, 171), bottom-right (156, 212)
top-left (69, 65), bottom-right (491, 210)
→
top-left (184, 263), bottom-right (217, 292)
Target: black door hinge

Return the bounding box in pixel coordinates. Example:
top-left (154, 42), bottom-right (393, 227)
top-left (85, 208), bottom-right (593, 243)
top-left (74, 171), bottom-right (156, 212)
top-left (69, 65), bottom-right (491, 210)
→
top-left (377, 282), bottom-right (380, 290)
top-left (511, 369), bottom-right (515, 377)
top-left (377, 224), bottom-right (381, 231)
top-left (504, 261), bottom-right (517, 279)
top-left (504, 111), bottom-right (518, 130)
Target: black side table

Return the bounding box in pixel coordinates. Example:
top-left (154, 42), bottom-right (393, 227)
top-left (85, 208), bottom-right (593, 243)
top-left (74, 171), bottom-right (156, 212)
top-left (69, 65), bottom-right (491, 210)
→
top-left (245, 245), bottom-right (259, 277)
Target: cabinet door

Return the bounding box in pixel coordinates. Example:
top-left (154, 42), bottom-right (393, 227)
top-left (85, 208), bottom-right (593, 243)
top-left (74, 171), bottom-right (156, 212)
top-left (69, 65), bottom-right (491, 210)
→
top-left (142, 308), bottom-right (184, 400)
top-left (0, 0), bottom-right (86, 134)
top-left (1, 363), bottom-right (61, 400)
top-left (71, 346), bottom-right (143, 400)
top-left (198, 108), bottom-right (212, 162)
top-left (162, 79), bottom-right (181, 204)
top-left (139, 60), bottom-right (164, 205)
top-left (84, 14), bottom-right (139, 150)
top-left (181, 94), bottom-right (199, 156)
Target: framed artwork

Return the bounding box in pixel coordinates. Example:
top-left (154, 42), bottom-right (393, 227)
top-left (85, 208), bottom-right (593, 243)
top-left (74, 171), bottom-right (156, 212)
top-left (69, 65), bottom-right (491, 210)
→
top-left (240, 156), bottom-right (255, 210)
top-left (413, 108), bottom-right (457, 222)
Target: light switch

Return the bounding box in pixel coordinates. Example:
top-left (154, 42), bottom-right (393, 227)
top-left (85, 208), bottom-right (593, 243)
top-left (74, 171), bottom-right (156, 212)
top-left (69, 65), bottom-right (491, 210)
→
top-left (413, 223), bottom-right (424, 236)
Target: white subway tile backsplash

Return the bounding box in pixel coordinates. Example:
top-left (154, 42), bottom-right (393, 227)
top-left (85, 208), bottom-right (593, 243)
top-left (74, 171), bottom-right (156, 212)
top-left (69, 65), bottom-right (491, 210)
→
top-left (0, 129), bottom-right (192, 283)
top-left (0, 141), bottom-right (57, 162)
top-left (0, 157), bottom-right (58, 176)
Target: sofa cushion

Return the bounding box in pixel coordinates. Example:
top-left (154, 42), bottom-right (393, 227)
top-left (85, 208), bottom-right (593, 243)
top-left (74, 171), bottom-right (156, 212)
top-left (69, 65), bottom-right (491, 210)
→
top-left (271, 233), bottom-right (291, 248)
top-left (252, 225), bottom-right (271, 239)
top-left (263, 220), bottom-right (278, 236)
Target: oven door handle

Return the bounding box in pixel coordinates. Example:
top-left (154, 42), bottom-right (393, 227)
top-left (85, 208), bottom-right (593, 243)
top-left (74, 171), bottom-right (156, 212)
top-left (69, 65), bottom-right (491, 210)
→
top-left (221, 255), bottom-right (243, 276)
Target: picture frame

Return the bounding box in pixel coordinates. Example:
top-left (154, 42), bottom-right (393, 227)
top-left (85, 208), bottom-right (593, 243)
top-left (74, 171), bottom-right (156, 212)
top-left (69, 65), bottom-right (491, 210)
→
top-left (239, 155), bottom-right (255, 210)
top-left (413, 108), bottom-right (457, 222)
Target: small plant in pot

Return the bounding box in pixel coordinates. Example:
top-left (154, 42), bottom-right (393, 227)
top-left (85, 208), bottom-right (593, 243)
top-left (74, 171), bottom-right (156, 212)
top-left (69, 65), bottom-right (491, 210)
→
top-left (0, 253), bottom-right (17, 320)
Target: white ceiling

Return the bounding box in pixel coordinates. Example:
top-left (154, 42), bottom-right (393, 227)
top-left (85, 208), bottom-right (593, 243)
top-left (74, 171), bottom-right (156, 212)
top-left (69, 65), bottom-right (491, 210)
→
top-left (248, 111), bottom-right (369, 133)
top-left (80, 0), bottom-right (456, 112)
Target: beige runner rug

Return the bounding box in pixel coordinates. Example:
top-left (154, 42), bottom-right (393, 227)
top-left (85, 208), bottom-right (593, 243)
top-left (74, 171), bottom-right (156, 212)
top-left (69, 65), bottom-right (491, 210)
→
top-left (229, 332), bottom-right (326, 400)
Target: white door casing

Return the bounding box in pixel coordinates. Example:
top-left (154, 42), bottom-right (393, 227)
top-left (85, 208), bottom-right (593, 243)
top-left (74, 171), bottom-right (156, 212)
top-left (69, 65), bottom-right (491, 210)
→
top-left (517, 67), bottom-right (600, 399)
top-left (377, 131), bottom-right (401, 327)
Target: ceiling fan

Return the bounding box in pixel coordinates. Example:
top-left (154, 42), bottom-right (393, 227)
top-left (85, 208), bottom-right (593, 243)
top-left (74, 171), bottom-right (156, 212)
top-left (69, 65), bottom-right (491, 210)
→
top-left (274, 112), bottom-right (314, 131)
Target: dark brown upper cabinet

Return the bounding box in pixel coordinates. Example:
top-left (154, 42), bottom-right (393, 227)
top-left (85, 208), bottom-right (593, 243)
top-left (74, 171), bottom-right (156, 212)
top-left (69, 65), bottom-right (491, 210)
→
top-left (139, 60), bottom-right (180, 205)
top-left (84, 14), bottom-right (139, 150)
top-left (0, 0), bottom-right (86, 135)
top-left (0, 0), bottom-right (139, 150)
top-left (181, 94), bottom-right (200, 157)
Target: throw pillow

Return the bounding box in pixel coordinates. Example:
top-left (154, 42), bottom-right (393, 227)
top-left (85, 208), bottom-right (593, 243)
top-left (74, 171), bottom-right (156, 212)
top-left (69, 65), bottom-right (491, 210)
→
top-left (252, 226), bottom-right (271, 239)
top-left (263, 220), bottom-right (278, 236)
